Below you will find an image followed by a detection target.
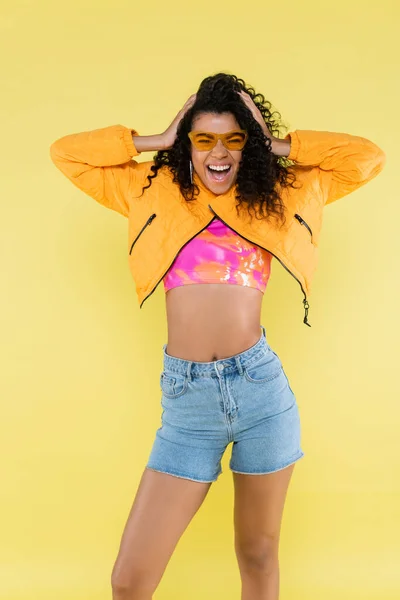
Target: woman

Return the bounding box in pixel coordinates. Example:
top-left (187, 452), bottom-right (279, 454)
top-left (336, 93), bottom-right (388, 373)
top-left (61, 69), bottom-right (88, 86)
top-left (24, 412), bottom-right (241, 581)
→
top-left (50, 73), bottom-right (385, 600)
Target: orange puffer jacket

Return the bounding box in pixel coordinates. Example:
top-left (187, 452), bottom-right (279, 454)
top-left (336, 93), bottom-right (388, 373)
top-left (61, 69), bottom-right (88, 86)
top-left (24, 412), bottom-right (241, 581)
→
top-left (50, 125), bottom-right (385, 326)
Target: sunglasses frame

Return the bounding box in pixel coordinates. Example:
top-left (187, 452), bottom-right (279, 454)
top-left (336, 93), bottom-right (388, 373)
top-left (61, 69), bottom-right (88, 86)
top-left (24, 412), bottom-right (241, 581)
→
top-left (188, 129), bottom-right (248, 151)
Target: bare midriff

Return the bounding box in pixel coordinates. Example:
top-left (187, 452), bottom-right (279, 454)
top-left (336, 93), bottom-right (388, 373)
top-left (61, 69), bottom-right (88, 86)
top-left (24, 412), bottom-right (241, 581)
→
top-left (165, 284), bottom-right (264, 362)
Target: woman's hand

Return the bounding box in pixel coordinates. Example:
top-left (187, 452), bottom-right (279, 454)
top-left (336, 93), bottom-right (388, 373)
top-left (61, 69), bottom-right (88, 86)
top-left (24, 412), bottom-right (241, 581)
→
top-left (238, 91), bottom-right (273, 138)
top-left (237, 90), bottom-right (291, 157)
top-left (161, 94), bottom-right (197, 149)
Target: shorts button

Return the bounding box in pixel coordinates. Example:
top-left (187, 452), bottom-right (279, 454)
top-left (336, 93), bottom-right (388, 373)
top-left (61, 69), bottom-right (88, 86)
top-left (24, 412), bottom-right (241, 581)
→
top-left (217, 364), bottom-right (224, 370)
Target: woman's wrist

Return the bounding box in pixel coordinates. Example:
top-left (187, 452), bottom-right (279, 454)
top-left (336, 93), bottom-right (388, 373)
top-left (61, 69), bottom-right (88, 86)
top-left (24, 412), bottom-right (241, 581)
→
top-left (131, 133), bottom-right (167, 153)
top-left (260, 124), bottom-right (291, 157)
top-left (269, 137), bottom-right (291, 157)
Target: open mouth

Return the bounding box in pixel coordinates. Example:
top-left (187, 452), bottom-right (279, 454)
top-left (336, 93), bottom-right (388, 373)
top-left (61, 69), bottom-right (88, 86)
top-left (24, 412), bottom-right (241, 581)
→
top-left (206, 164), bottom-right (232, 183)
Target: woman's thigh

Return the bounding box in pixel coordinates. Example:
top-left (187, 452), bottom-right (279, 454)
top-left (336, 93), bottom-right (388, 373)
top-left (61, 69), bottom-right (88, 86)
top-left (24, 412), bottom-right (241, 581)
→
top-left (233, 464), bottom-right (296, 560)
top-left (111, 468), bottom-right (212, 593)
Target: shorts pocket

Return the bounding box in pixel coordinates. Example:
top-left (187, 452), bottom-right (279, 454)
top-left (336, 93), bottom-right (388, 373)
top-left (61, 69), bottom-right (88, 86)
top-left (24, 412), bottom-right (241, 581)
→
top-left (243, 350), bottom-right (282, 384)
top-left (160, 370), bottom-right (188, 399)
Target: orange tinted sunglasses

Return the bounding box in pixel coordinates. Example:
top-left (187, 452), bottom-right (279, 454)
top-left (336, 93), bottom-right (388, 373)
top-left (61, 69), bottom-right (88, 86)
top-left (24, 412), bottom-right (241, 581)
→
top-left (188, 129), bottom-right (248, 151)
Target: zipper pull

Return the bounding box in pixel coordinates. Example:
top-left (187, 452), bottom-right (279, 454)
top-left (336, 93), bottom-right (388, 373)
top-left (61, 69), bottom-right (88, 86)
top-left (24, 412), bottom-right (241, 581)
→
top-left (303, 298), bottom-right (311, 327)
top-left (129, 213), bottom-right (157, 255)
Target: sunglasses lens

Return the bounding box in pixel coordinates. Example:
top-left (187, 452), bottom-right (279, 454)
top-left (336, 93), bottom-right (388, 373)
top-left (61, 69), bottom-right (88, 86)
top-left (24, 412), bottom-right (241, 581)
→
top-left (225, 132), bottom-right (247, 150)
top-left (191, 133), bottom-right (215, 150)
top-left (189, 131), bottom-right (247, 151)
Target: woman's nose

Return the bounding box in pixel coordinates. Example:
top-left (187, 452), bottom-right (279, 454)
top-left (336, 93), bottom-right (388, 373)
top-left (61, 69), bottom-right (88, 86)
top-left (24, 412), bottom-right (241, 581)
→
top-left (211, 139), bottom-right (228, 157)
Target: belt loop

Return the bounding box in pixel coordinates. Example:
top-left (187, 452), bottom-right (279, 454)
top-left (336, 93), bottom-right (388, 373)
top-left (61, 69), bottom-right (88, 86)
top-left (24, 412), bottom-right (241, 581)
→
top-left (186, 361), bottom-right (192, 382)
top-left (235, 356), bottom-right (244, 376)
top-left (261, 325), bottom-right (266, 338)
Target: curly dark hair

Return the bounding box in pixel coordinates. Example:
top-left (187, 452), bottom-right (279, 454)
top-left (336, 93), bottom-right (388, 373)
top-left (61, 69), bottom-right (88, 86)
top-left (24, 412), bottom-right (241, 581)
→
top-left (142, 72), bottom-right (297, 224)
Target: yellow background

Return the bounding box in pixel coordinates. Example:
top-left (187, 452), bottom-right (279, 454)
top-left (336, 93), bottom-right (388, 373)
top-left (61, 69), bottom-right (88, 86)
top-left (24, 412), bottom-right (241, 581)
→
top-left (1, 1), bottom-right (399, 599)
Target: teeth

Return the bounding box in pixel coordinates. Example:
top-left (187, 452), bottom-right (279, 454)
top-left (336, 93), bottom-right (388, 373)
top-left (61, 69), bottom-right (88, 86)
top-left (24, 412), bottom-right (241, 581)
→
top-left (208, 165), bottom-right (230, 171)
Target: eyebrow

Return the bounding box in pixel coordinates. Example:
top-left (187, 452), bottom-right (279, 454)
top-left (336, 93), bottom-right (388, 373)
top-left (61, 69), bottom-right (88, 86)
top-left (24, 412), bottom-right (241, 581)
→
top-left (192, 130), bottom-right (243, 136)
top-left (193, 132), bottom-right (215, 138)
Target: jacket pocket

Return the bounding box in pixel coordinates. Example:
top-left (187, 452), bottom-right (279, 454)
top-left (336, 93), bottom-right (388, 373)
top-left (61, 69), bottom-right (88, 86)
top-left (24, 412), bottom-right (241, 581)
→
top-left (294, 213), bottom-right (313, 242)
top-left (129, 213), bottom-right (157, 255)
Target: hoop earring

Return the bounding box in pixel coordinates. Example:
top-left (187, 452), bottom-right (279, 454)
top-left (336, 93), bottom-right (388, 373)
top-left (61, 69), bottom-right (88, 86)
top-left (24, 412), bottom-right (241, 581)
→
top-left (189, 160), bottom-right (193, 184)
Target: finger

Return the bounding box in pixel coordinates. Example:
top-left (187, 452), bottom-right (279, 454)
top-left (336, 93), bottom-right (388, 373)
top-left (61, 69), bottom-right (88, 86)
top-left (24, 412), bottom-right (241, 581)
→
top-left (177, 95), bottom-right (196, 118)
top-left (237, 90), bottom-right (251, 104)
top-left (182, 96), bottom-right (196, 112)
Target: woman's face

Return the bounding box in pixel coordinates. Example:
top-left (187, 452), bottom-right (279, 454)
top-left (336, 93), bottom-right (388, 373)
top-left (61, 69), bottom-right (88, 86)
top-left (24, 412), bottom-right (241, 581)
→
top-left (190, 112), bottom-right (243, 195)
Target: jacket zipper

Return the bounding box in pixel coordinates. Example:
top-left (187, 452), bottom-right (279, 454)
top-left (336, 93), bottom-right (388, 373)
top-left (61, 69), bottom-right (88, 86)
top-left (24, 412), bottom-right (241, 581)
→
top-left (207, 206), bottom-right (311, 327)
top-left (139, 207), bottom-right (311, 327)
top-left (294, 213), bottom-right (313, 240)
top-left (139, 216), bottom-right (217, 308)
top-left (129, 213), bottom-right (157, 255)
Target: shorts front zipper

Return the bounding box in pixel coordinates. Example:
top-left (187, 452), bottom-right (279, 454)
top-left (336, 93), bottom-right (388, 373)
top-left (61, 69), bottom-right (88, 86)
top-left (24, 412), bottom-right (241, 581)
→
top-left (129, 213), bottom-right (157, 255)
top-left (294, 213), bottom-right (313, 241)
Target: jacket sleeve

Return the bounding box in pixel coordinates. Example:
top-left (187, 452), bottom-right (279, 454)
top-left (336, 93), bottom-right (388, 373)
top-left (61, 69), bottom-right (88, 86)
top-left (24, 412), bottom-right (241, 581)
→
top-left (49, 124), bottom-right (148, 217)
top-left (286, 130), bottom-right (386, 206)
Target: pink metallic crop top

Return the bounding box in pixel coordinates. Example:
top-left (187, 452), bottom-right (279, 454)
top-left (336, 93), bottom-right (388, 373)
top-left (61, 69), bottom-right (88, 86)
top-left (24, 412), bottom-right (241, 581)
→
top-left (163, 218), bottom-right (272, 293)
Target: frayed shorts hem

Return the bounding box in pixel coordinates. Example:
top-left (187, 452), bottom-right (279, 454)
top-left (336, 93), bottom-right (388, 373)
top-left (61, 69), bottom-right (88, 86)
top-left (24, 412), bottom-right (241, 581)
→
top-left (230, 451), bottom-right (305, 476)
top-left (145, 465), bottom-right (219, 484)
top-left (145, 451), bottom-right (304, 483)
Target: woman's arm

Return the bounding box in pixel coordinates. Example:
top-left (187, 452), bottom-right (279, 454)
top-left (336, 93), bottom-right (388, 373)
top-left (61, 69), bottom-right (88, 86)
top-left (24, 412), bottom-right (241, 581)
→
top-left (238, 90), bottom-right (386, 205)
top-left (50, 124), bottom-right (150, 216)
top-left (132, 134), bottom-right (167, 153)
top-left (50, 96), bottom-right (197, 216)
top-left (282, 130), bottom-right (386, 205)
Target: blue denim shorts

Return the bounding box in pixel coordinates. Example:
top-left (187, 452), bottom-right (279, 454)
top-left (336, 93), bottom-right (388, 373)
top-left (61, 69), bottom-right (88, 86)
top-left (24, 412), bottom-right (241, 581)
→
top-left (146, 325), bottom-right (304, 483)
